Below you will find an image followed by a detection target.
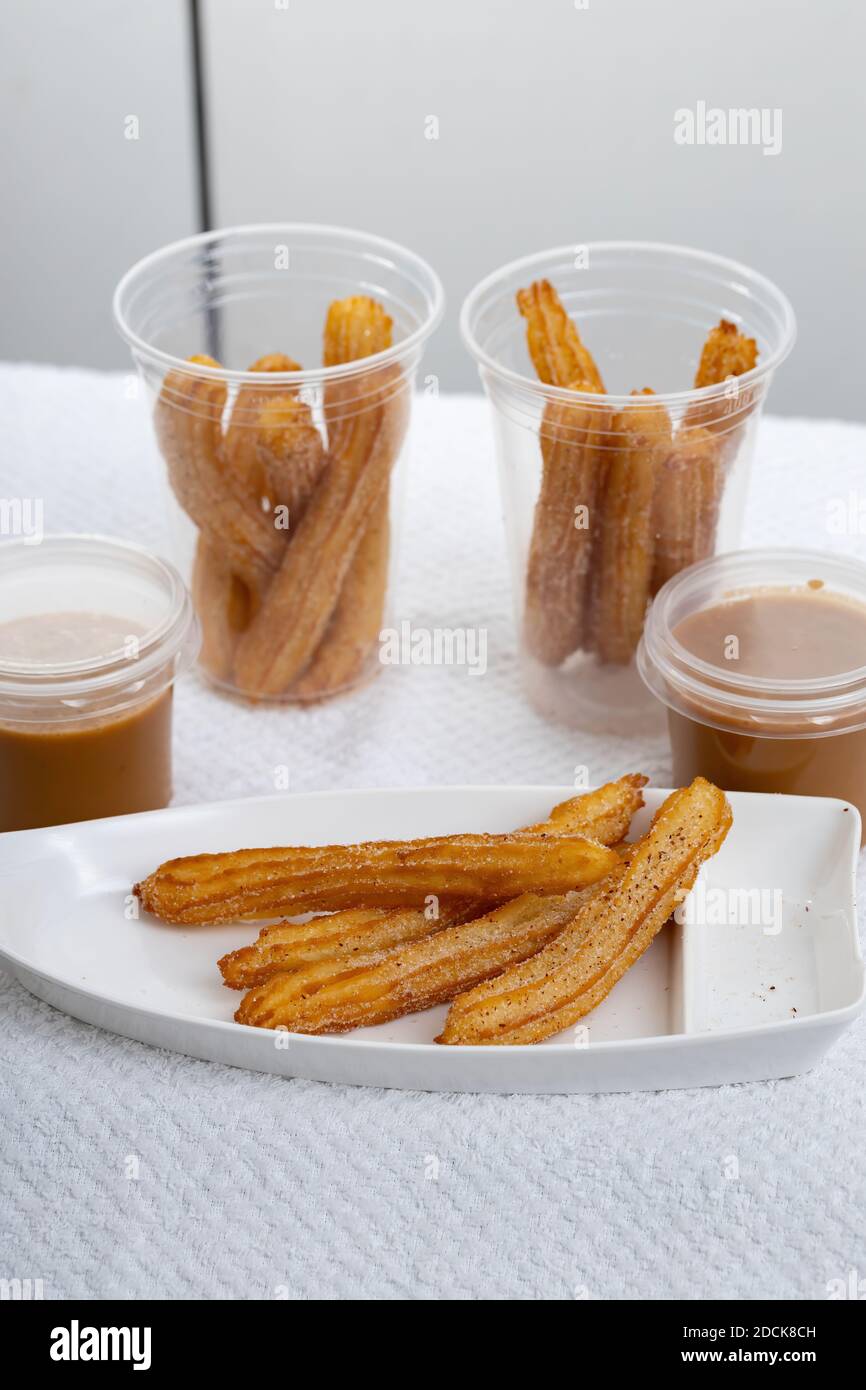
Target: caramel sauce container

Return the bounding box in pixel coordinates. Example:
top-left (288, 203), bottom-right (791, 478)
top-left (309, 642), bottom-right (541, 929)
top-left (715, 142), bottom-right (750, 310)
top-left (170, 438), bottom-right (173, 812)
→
top-left (0, 537), bottom-right (198, 832)
top-left (638, 549), bottom-right (866, 843)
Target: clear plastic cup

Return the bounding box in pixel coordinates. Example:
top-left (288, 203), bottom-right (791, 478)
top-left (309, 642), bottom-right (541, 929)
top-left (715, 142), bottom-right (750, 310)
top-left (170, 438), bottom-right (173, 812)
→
top-left (0, 535), bottom-right (198, 830)
top-left (461, 241), bottom-right (795, 733)
top-left (114, 224), bottom-right (443, 704)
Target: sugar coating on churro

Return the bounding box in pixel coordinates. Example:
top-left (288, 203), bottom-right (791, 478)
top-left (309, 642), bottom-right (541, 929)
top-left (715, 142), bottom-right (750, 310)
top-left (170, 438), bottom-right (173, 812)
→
top-left (438, 778), bottom-right (731, 1046)
top-left (218, 776), bottom-right (646, 991)
top-left (516, 297), bottom-right (760, 670)
top-left (135, 829), bottom-right (619, 926)
top-left (694, 319), bottom-right (757, 390)
top-left (151, 294), bottom-right (407, 703)
top-left (517, 279), bottom-right (605, 392)
top-left (593, 389), bottom-right (672, 662)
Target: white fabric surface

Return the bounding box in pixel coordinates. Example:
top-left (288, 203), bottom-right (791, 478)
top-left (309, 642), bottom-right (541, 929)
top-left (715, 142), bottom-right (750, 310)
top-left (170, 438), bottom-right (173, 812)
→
top-left (1, 364), bottom-right (865, 1301)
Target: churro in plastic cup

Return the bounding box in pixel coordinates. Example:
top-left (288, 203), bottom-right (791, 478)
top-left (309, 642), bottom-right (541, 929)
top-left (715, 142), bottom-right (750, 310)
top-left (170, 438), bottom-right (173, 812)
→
top-left (115, 224), bottom-right (443, 704)
top-left (461, 242), bottom-right (795, 733)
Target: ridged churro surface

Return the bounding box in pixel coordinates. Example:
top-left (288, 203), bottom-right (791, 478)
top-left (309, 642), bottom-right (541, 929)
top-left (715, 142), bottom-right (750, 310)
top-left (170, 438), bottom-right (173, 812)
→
top-left (218, 776), bottom-right (646, 989)
top-left (439, 778), bottom-right (731, 1045)
top-left (136, 829), bottom-right (618, 926)
top-left (151, 294), bottom-right (406, 703)
top-left (594, 390), bottom-right (672, 663)
top-left (236, 888), bottom-right (601, 1033)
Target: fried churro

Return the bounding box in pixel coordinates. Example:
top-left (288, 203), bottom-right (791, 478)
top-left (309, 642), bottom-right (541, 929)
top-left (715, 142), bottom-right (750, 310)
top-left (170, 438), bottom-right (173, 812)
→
top-left (693, 319), bottom-right (758, 399)
top-left (233, 367), bottom-right (408, 695)
top-left (517, 279), bottom-right (605, 392)
top-left (290, 508), bottom-right (390, 700)
top-left (231, 297), bottom-right (406, 697)
top-left (160, 352), bottom-right (327, 685)
top-left (252, 392), bottom-right (327, 520)
top-left (514, 295), bottom-right (761, 670)
top-left (152, 292), bottom-right (407, 703)
top-left (155, 356), bottom-right (283, 594)
top-left (218, 776), bottom-right (647, 989)
top-left (651, 425), bottom-right (721, 594)
top-left (523, 386), bottom-right (611, 665)
top-left (651, 319), bottom-right (759, 593)
top-left (593, 390), bottom-right (672, 663)
top-left (287, 297), bottom-right (397, 699)
top-left (235, 887), bottom-right (604, 1033)
top-left (517, 281), bottom-right (610, 665)
top-left (136, 828), bottom-right (619, 926)
top-left (220, 900), bottom-right (483, 991)
top-left (222, 353), bottom-right (303, 505)
top-left (439, 777), bottom-right (731, 1046)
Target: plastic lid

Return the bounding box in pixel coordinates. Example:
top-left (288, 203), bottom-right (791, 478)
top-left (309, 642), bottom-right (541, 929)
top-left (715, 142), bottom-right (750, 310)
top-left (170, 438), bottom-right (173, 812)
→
top-left (637, 548), bottom-right (866, 739)
top-left (0, 535), bottom-right (199, 721)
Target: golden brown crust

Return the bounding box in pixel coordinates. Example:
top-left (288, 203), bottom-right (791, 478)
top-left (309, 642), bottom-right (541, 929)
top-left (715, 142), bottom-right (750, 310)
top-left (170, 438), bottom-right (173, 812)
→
top-left (235, 887), bottom-right (604, 1032)
top-left (438, 778), bottom-right (731, 1045)
top-left (648, 320), bottom-right (760, 595)
top-left (693, 319), bottom-right (758, 394)
top-left (222, 353), bottom-right (303, 504)
top-left (135, 828), bottom-right (619, 926)
top-left (284, 297), bottom-right (397, 699)
top-left (156, 352), bottom-right (328, 685)
top-left (522, 387), bottom-right (612, 664)
top-left (231, 296), bottom-right (404, 697)
top-left (323, 296), bottom-right (393, 369)
top-left (593, 390), bottom-right (672, 664)
top-left (651, 425), bottom-right (723, 594)
top-left (516, 279), bottom-right (605, 392)
top-left (154, 356), bottom-right (283, 594)
top-left (220, 900), bottom-right (483, 991)
top-left (516, 281), bottom-right (608, 665)
top-left (289, 507), bottom-right (390, 700)
top-left (217, 776), bottom-right (647, 988)
top-left (252, 393), bottom-right (327, 521)
top-left (152, 300), bottom-right (402, 704)
top-left (232, 367), bottom-right (408, 696)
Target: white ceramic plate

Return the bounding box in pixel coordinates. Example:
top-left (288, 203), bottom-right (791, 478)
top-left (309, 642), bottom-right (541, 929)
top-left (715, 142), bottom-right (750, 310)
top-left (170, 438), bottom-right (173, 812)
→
top-left (0, 787), bottom-right (862, 1094)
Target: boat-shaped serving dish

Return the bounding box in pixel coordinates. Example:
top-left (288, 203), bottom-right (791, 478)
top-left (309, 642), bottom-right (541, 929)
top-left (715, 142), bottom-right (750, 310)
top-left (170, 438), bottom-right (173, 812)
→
top-left (0, 786), bottom-right (861, 1093)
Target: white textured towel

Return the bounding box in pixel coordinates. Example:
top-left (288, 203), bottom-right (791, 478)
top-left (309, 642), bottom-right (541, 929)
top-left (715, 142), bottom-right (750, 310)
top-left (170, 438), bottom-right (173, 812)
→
top-left (0, 365), bottom-right (864, 1300)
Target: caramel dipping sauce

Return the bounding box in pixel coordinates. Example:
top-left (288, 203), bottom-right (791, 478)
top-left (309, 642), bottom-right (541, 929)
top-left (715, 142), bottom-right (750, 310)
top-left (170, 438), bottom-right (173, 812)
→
top-left (638, 551), bottom-right (866, 844)
top-left (0, 691), bottom-right (173, 832)
top-left (670, 590), bottom-right (866, 832)
top-left (0, 537), bottom-right (198, 834)
top-left (0, 614), bottom-right (174, 832)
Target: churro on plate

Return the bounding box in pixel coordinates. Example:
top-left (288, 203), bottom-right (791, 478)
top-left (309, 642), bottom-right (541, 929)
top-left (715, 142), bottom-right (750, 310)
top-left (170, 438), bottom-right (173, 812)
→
top-left (136, 826), bottom-right (619, 926)
top-left (236, 887), bottom-right (604, 1034)
top-left (217, 776), bottom-right (647, 990)
top-left (135, 774), bottom-right (732, 1047)
top-left (439, 777), bottom-right (731, 1046)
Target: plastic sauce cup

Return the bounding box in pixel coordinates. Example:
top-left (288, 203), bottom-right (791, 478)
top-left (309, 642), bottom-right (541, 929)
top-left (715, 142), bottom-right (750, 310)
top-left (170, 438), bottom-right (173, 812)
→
top-left (638, 548), bottom-right (866, 842)
top-left (0, 536), bottom-right (198, 831)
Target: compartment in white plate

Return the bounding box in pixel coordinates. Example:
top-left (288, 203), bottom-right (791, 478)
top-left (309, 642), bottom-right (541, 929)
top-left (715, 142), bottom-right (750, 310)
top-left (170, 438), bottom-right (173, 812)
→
top-left (680, 793), bottom-right (863, 1035)
top-left (0, 787), bottom-right (861, 1094)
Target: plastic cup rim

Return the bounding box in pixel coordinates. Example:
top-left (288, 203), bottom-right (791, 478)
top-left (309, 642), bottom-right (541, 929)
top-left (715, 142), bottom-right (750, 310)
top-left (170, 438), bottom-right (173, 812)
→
top-left (459, 239), bottom-right (796, 409)
top-left (0, 534), bottom-right (198, 702)
top-left (639, 547), bottom-right (866, 730)
top-left (113, 222), bottom-right (445, 387)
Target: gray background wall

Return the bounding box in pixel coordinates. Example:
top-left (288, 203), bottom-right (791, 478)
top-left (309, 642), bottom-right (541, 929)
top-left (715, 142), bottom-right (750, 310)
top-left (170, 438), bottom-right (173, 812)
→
top-left (2, 0), bottom-right (863, 418)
